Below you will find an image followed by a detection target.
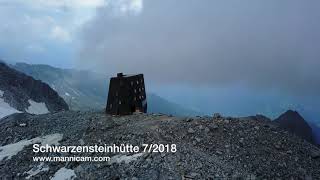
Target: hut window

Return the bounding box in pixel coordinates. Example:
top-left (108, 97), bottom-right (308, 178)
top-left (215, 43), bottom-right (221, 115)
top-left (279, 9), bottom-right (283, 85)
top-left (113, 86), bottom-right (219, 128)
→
top-left (131, 81), bottom-right (133, 86)
top-left (134, 89), bottom-right (137, 93)
top-left (119, 101), bottom-right (122, 105)
top-left (136, 80), bottom-right (139, 84)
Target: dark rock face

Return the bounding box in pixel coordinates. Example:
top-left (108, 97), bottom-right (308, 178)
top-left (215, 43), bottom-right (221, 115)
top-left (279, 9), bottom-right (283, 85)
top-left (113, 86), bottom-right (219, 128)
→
top-left (0, 62), bottom-right (68, 113)
top-left (310, 123), bottom-right (320, 145)
top-left (274, 110), bottom-right (314, 143)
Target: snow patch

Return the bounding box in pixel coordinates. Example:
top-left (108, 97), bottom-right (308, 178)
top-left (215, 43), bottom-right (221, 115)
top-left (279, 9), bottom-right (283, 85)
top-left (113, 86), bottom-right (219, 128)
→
top-left (0, 90), bottom-right (4, 97)
top-left (26, 100), bottom-right (49, 115)
top-left (67, 86), bottom-right (81, 96)
top-left (65, 92), bottom-right (70, 96)
top-left (0, 97), bottom-right (21, 119)
top-left (51, 84), bottom-right (56, 90)
top-left (25, 162), bottom-right (49, 179)
top-left (0, 133), bottom-right (63, 161)
top-left (110, 153), bottom-right (144, 164)
top-left (51, 167), bottom-right (76, 180)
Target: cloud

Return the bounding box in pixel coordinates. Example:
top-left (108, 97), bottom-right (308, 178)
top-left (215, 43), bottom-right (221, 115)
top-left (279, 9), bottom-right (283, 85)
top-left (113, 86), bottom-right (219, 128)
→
top-left (77, 0), bottom-right (320, 96)
top-left (26, 44), bottom-right (46, 53)
top-left (0, 9), bottom-right (54, 48)
top-left (0, 0), bottom-right (105, 62)
top-left (105, 0), bottom-right (143, 16)
top-left (0, 0), bottom-right (105, 10)
top-left (50, 26), bottom-right (71, 43)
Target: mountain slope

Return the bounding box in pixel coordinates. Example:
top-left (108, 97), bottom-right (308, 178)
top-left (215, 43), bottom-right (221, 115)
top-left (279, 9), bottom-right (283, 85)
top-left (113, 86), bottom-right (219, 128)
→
top-left (0, 112), bottom-right (319, 179)
top-left (12, 62), bottom-right (108, 110)
top-left (274, 110), bottom-right (314, 143)
top-left (0, 62), bottom-right (68, 119)
top-left (310, 123), bottom-right (320, 145)
top-left (147, 93), bottom-right (200, 116)
top-left (12, 63), bottom-right (199, 116)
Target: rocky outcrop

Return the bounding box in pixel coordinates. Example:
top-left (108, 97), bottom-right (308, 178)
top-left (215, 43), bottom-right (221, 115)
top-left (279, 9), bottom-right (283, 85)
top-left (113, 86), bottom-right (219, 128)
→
top-left (0, 112), bottom-right (319, 179)
top-left (274, 110), bottom-right (314, 143)
top-left (0, 62), bottom-right (68, 118)
top-left (242, 114), bottom-right (272, 122)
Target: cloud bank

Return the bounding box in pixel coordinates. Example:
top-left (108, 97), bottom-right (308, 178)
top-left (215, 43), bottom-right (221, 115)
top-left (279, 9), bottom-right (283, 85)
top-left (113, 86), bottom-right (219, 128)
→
top-left (0, 0), bottom-right (106, 65)
top-left (78, 0), bottom-right (320, 95)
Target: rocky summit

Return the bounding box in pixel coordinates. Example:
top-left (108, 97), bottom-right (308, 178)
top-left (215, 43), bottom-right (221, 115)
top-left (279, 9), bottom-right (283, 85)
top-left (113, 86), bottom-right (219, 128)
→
top-left (0, 112), bottom-right (319, 179)
top-left (275, 110), bottom-right (314, 144)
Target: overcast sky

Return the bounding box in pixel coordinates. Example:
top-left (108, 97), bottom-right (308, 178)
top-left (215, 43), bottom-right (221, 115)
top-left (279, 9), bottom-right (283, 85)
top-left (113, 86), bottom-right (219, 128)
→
top-left (1, 0), bottom-right (320, 97)
top-left (0, 0), bottom-right (105, 66)
top-left (77, 0), bottom-right (320, 96)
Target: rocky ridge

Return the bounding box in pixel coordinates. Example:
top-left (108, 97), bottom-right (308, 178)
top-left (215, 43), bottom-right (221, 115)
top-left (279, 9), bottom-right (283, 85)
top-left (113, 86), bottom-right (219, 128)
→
top-left (0, 112), bottom-right (319, 179)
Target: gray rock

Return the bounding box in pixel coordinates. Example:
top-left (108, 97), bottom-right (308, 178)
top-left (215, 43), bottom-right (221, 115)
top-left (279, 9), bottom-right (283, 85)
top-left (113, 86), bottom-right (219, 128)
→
top-left (188, 128), bottom-right (195, 134)
top-left (195, 138), bottom-right (201, 143)
top-left (310, 150), bottom-right (320, 159)
top-left (210, 124), bottom-right (219, 130)
top-left (19, 123), bottom-right (27, 127)
top-left (213, 113), bottom-right (222, 119)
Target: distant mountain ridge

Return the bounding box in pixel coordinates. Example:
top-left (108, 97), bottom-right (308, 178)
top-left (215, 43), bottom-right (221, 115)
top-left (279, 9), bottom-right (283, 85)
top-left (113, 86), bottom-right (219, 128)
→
top-left (148, 93), bottom-right (200, 116)
top-left (0, 62), bottom-right (68, 119)
top-left (12, 62), bottom-right (200, 116)
top-left (274, 110), bottom-right (314, 144)
top-left (12, 62), bottom-right (108, 111)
